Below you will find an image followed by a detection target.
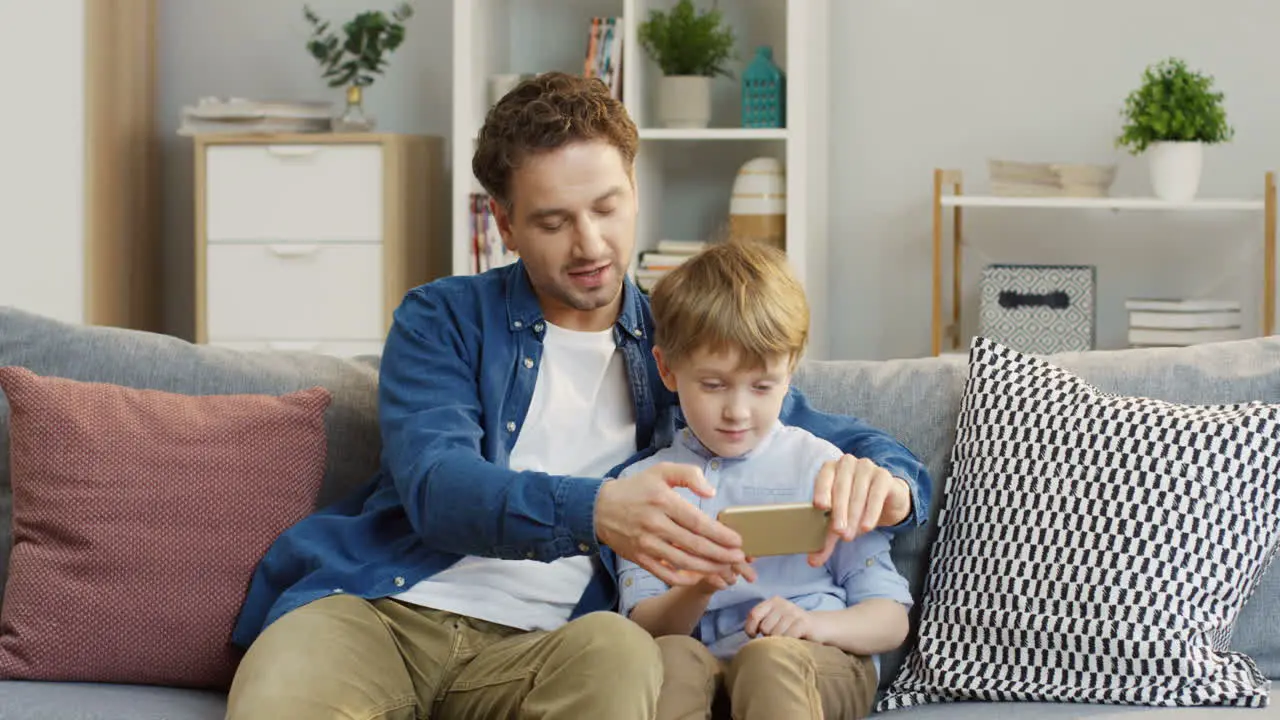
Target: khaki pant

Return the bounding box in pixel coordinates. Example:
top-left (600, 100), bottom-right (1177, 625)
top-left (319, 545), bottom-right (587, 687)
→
top-left (655, 635), bottom-right (878, 720)
top-left (226, 594), bottom-right (663, 719)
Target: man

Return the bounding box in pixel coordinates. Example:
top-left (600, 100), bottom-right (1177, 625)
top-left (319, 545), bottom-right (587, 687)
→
top-left (226, 72), bottom-right (931, 719)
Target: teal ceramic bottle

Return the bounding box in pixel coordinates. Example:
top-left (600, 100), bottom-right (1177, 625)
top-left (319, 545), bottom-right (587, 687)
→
top-left (741, 45), bottom-right (785, 128)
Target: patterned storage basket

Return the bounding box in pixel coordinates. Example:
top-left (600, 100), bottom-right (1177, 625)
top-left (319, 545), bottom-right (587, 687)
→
top-left (979, 264), bottom-right (1096, 355)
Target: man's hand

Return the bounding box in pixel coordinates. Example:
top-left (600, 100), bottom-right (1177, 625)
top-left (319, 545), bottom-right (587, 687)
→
top-left (745, 597), bottom-right (815, 641)
top-left (809, 454), bottom-right (911, 566)
top-left (596, 462), bottom-right (747, 586)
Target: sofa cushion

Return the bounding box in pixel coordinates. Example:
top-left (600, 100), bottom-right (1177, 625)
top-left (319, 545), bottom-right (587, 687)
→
top-left (872, 700), bottom-right (1280, 718)
top-left (0, 307), bottom-right (384, 611)
top-left (877, 338), bottom-right (1279, 711)
top-left (0, 367), bottom-right (331, 690)
top-left (0, 681), bottom-right (226, 720)
top-left (793, 335), bottom-right (1280, 688)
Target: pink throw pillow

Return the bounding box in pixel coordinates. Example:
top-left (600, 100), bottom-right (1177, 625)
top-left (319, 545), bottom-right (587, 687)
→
top-left (0, 366), bottom-right (330, 690)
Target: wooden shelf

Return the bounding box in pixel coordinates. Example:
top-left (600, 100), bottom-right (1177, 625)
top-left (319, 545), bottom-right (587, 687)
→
top-left (931, 168), bottom-right (1277, 357)
top-left (940, 195), bottom-right (1265, 212)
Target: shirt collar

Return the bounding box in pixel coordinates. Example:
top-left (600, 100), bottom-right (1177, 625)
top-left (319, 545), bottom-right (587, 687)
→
top-left (677, 418), bottom-right (785, 462)
top-left (504, 260), bottom-right (648, 342)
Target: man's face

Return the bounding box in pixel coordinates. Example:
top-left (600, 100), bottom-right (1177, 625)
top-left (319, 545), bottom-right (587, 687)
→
top-left (492, 140), bottom-right (638, 331)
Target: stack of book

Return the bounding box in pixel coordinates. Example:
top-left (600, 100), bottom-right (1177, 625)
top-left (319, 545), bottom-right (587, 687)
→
top-left (584, 16), bottom-right (623, 100)
top-left (1125, 298), bottom-right (1243, 347)
top-left (469, 194), bottom-right (518, 274)
top-left (177, 97), bottom-right (333, 135)
top-left (634, 240), bottom-right (708, 292)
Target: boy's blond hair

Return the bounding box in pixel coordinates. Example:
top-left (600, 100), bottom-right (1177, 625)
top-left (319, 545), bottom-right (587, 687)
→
top-left (650, 241), bottom-right (809, 371)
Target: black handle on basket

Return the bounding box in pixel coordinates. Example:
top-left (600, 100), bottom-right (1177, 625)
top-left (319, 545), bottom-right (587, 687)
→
top-left (998, 290), bottom-right (1070, 310)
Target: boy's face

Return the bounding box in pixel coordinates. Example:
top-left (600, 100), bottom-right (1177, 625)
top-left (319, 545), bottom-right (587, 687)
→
top-left (654, 345), bottom-right (792, 459)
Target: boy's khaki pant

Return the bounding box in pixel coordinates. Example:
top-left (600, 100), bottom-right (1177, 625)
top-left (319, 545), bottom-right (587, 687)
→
top-left (225, 594), bottom-right (663, 719)
top-left (656, 634), bottom-right (878, 720)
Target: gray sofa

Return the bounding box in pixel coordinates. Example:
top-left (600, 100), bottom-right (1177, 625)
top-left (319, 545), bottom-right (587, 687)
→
top-left (0, 305), bottom-right (1275, 719)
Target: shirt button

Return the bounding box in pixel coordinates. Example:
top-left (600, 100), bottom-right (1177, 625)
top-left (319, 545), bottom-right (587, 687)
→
top-left (534, 322), bottom-right (545, 333)
top-left (624, 577), bottom-right (633, 587)
top-left (709, 460), bottom-right (720, 471)
top-left (514, 320), bottom-right (523, 329)
top-left (632, 327), bottom-right (643, 337)
top-left (578, 543), bottom-right (590, 553)
top-left (394, 576), bottom-right (405, 587)
top-left (523, 357), bottom-right (534, 369)
top-left (866, 558), bottom-right (875, 567)
top-left (506, 421), bottom-right (517, 432)
top-left (526, 551), bottom-right (536, 559)
top-left (332, 588), bottom-right (344, 594)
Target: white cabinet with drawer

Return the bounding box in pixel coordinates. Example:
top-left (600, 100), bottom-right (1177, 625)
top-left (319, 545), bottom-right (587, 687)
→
top-left (194, 133), bottom-right (446, 356)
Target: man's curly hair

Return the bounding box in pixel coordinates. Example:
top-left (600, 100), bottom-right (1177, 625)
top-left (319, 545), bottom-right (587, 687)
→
top-left (473, 72), bottom-right (639, 210)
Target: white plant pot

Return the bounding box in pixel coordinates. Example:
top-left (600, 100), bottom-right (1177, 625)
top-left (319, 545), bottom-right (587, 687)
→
top-left (657, 75), bottom-right (711, 129)
top-left (1147, 141), bottom-right (1204, 202)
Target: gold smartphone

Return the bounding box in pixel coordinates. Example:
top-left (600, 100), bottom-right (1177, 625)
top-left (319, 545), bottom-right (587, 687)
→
top-left (717, 502), bottom-right (832, 558)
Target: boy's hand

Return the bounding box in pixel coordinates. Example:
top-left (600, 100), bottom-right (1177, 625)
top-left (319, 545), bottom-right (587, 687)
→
top-left (692, 559), bottom-right (759, 595)
top-left (745, 597), bottom-right (814, 641)
top-left (809, 455), bottom-right (911, 566)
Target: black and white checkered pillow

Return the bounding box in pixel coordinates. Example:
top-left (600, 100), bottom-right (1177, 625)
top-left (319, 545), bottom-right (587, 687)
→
top-left (879, 337), bottom-right (1280, 711)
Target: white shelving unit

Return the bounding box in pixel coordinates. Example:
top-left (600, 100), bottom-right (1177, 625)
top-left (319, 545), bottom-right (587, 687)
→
top-left (450, 0), bottom-right (832, 357)
top-left (931, 168), bottom-right (1277, 356)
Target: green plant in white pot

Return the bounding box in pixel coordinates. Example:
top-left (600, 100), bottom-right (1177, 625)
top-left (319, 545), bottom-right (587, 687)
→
top-left (638, 0), bottom-right (735, 129)
top-left (1116, 57), bottom-right (1234, 202)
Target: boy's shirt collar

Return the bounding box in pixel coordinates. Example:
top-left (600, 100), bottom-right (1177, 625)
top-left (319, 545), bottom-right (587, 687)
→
top-left (676, 414), bottom-right (785, 462)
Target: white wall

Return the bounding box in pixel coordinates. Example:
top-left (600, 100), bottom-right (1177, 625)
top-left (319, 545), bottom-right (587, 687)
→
top-left (0, 2), bottom-right (85, 324)
top-left (828, 0), bottom-right (1279, 359)
top-left (156, 0), bottom-right (452, 340)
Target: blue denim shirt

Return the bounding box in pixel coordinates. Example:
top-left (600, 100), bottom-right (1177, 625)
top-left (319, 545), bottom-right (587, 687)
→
top-left (231, 261), bottom-right (933, 648)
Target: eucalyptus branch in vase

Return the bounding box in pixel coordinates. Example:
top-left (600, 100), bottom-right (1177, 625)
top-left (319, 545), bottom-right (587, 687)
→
top-left (304, 2), bottom-right (414, 130)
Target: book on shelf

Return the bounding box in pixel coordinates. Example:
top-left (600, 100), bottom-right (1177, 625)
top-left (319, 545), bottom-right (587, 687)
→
top-left (633, 240), bottom-right (708, 292)
top-left (1128, 327), bottom-right (1243, 347)
top-left (584, 16), bottom-right (623, 100)
top-left (1125, 297), bottom-right (1243, 347)
top-left (470, 193), bottom-right (518, 274)
top-left (1124, 298), bottom-right (1242, 313)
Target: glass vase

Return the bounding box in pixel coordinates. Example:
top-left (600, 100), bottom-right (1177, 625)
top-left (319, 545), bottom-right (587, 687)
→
top-left (333, 84), bottom-right (376, 132)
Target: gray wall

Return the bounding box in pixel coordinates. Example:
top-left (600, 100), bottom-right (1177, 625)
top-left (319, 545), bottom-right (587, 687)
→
top-left (829, 0), bottom-right (1279, 359)
top-left (158, 1), bottom-right (1277, 359)
top-left (156, 0), bottom-right (452, 341)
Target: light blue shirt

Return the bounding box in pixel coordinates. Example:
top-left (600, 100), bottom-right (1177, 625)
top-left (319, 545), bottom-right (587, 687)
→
top-left (616, 423), bottom-right (915, 669)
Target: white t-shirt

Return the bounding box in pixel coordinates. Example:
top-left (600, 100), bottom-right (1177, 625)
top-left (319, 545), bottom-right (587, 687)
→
top-left (393, 322), bottom-right (637, 631)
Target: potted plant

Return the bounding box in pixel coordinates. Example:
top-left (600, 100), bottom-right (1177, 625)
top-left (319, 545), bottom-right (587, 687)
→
top-left (638, 0), bottom-right (736, 129)
top-left (303, 3), bottom-right (414, 131)
top-left (1115, 57), bottom-right (1234, 202)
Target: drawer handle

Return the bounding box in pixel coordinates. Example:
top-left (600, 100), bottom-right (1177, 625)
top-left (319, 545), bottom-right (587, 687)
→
top-left (267, 341), bottom-right (321, 352)
top-left (265, 145), bottom-right (319, 159)
top-left (266, 243), bottom-right (321, 258)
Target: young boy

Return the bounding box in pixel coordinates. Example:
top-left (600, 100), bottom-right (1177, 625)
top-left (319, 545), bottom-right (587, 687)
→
top-left (615, 241), bottom-right (914, 720)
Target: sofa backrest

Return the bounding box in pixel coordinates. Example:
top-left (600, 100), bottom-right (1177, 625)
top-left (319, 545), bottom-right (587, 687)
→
top-left (791, 336), bottom-right (1280, 686)
top-left (2, 306), bottom-right (1277, 688)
